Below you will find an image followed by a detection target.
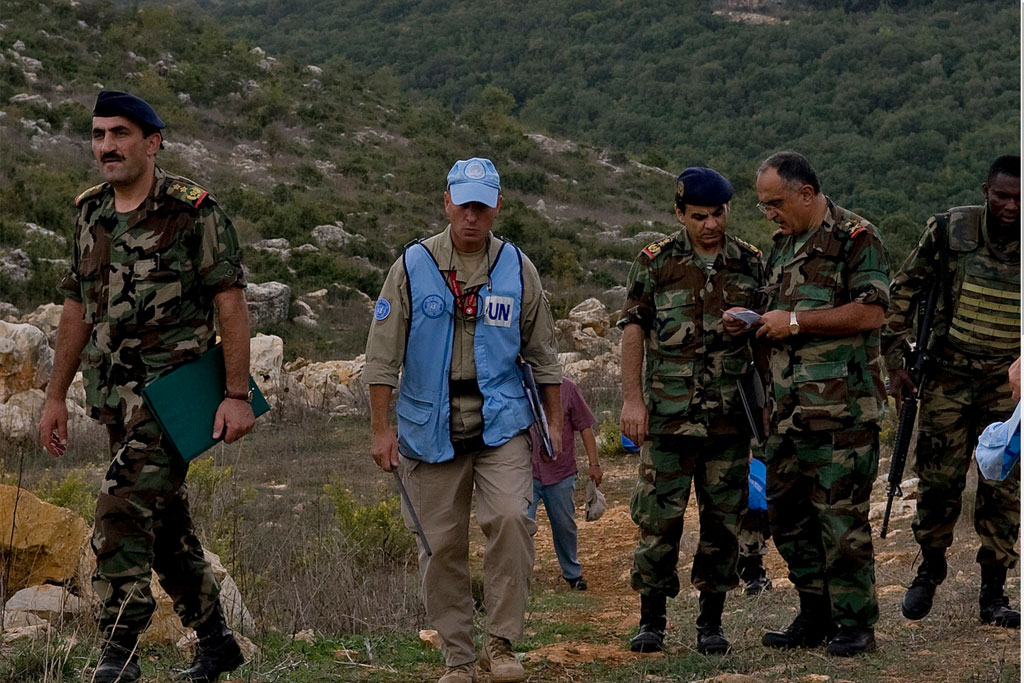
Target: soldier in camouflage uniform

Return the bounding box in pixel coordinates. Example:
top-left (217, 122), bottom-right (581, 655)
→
top-left (38, 92), bottom-right (252, 683)
top-left (884, 155), bottom-right (1021, 629)
top-left (740, 151), bottom-right (889, 657)
top-left (619, 167), bottom-right (764, 655)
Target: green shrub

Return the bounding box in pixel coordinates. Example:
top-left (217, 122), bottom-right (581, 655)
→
top-left (34, 470), bottom-right (96, 523)
top-left (323, 479), bottom-right (416, 565)
top-left (598, 416), bottom-right (628, 460)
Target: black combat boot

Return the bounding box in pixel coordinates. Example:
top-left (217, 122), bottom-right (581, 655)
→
top-left (979, 564), bottom-right (1021, 628)
top-left (901, 548), bottom-right (947, 620)
top-left (629, 593), bottom-right (667, 653)
top-left (695, 591), bottom-right (730, 655)
top-left (178, 604), bottom-right (245, 682)
top-left (94, 636), bottom-right (141, 683)
top-left (738, 555), bottom-right (772, 596)
top-left (762, 591), bottom-right (832, 649)
top-left (826, 626), bottom-right (877, 656)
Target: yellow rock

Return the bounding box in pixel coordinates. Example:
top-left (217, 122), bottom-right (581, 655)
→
top-left (0, 485), bottom-right (92, 593)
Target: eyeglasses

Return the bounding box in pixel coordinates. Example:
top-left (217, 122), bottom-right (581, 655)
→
top-left (756, 200), bottom-right (783, 217)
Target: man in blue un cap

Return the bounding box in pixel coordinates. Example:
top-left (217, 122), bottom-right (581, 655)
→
top-left (365, 158), bottom-right (562, 682)
top-left (39, 90), bottom-right (252, 682)
top-left (619, 166), bottom-right (766, 655)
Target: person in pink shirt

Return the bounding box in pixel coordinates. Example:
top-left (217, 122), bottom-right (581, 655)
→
top-left (528, 377), bottom-right (603, 590)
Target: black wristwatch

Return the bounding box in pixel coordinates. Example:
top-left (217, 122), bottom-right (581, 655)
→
top-left (225, 388), bottom-right (254, 403)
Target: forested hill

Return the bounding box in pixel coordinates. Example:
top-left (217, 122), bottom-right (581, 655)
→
top-left (208, 0), bottom-right (1020, 258)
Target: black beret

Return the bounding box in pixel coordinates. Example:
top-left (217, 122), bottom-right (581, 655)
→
top-left (675, 167), bottom-right (733, 207)
top-left (93, 90), bottom-right (164, 131)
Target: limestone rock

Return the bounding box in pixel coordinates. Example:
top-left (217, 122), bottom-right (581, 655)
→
top-left (4, 609), bottom-right (47, 629)
top-left (285, 356), bottom-right (365, 415)
top-left (0, 388), bottom-right (45, 440)
top-left (0, 301), bottom-right (19, 320)
top-left (206, 550), bottom-right (256, 635)
top-left (251, 238), bottom-right (291, 258)
top-left (312, 222), bottom-right (357, 250)
top-left (19, 303), bottom-right (63, 346)
top-left (246, 281), bottom-right (291, 329)
top-left (0, 248), bottom-right (33, 281)
top-left (0, 485), bottom-right (92, 593)
top-left (572, 326), bottom-right (613, 357)
top-left (0, 320), bottom-right (54, 402)
top-left (568, 298), bottom-right (610, 336)
top-left (564, 352), bottom-right (619, 385)
top-left (4, 584), bottom-right (90, 624)
top-left (249, 334), bottom-right (284, 405)
top-left (554, 319), bottom-right (580, 351)
top-left (3, 623), bottom-right (49, 644)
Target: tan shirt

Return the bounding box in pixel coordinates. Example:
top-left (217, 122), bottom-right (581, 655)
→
top-left (364, 226), bottom-right (561, 439)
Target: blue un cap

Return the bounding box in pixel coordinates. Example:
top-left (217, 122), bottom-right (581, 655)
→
top-left (93, 90), bottom-right (165, 132)
top-left (446, 157), bottom-right (500, 208)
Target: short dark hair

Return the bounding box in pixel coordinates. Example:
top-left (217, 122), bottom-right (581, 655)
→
top-left (757, 150), bottom-right (820, 195)
top-left (987, 155), bottom-right (1020, 184)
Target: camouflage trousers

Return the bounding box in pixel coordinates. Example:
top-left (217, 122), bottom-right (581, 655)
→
top-left (912, 367), bottom-right (1020, 568)
top-left (93, 412), bottom-right (220, 640)
top-left (738, 509), bottom-right (770, 559)
top-left (765, 427), bottom-right (879, 628)
top-left (630, 434), bottom-right (748, 597)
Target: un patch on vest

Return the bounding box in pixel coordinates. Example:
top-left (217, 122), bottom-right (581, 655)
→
top-left (422, 294), bottom-right (446, 319)
top-left (374, 298), bottom-right (391, 321)
top-left (484, 296), bottom-right (514, 327)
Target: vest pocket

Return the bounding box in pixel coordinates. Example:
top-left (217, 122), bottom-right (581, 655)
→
top-left (397, 395), bottom-right (434, 426)
top-left (792, 360), bottom-right (848, 420)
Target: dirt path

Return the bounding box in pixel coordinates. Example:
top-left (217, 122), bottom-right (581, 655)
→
top-left (516, 454), bottom-right (1021, 681)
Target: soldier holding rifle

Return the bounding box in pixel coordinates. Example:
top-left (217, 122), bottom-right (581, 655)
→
top-left (364, 157), bottom-right (561, 683)
top-left (884, 155), bottom-right (1021, 629)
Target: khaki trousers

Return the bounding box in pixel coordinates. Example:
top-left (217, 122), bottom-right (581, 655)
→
top-left (399, 434), bottom-right (535, 667)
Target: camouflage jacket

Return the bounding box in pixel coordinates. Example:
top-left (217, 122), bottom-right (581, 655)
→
top-left (619, 230), bottom-right (765, 436)
top-left (57, 167), bottom-right (246, 425)
top-left (761, 199), bottom-right (890, 434)
top-left (882, 205), bottom-right (1020, 374)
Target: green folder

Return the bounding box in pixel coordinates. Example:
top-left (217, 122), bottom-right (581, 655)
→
top-left (142, 343), bottom-right (270, 462)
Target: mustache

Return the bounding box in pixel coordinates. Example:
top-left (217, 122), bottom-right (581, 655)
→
top-left (101, 153), bottom-right (124, 162)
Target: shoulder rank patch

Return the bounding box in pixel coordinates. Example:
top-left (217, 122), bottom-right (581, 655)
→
top-left (166, 181), bottom-right (210, 208)
top-left (849, 225), bottom-right (868, 239)
top-left (734, 237), bottom-right (762, 258)
top-left (642, 236), bottom-right (672, 259)
top-left (74, 183), bottom-right (107, 208)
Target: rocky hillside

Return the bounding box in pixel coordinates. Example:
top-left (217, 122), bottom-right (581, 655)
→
top-left (0, 0), bottom-right (705, 363)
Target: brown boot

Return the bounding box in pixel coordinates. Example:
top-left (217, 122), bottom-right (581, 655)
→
top-left (438, 662), bottom-right (478, 683)
top-left (479, 635), bottom-right (525, 683)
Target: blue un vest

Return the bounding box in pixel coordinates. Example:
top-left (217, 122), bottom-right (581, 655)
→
top-left (397, 239), bottom-right (534, 463)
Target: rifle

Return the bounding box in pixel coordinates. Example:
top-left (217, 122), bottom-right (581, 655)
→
top-left (880, 281), bottom-right (940, 539)
top-left (516, 357), bottom-right (555, 460)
